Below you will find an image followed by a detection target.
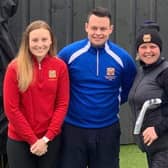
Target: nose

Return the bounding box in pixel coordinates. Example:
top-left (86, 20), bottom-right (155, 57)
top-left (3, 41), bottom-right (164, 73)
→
top-left (95, 28), bottom-right (102, 35)
top-left (145, 47), bottom-right (152, 52)
top-left (37, 41), bottom-right (44, 47)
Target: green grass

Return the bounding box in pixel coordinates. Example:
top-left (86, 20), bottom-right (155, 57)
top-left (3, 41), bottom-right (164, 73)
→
top-left (120, 144), bottom-right (148, 168)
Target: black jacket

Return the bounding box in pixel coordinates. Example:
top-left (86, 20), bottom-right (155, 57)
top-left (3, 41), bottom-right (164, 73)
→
top-left (129, 57), bottom-right (168, 154)
top-left (0, 0), bottom-right (18, 154)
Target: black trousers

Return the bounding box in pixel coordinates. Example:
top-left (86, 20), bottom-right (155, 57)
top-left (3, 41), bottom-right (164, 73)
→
top-left (7, 135), bottom-right (61, 168)
top-left (60, 122), bottom-right (121, 168)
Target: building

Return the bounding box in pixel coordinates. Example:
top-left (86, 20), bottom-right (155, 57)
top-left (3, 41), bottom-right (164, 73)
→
top-left (8, 0), bottom-right (168, 144)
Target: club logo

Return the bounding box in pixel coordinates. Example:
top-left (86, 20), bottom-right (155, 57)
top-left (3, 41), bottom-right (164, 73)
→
top-left (49, 70), bottom-right (56, 78)
top-left (105, 67), bottom-right (116, 80)
top-left (143, 34), bottom-right (152, 43)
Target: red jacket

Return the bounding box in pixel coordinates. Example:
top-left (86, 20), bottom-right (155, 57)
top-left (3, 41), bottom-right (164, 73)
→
top-left (3, 55), bottom-right (69, 145)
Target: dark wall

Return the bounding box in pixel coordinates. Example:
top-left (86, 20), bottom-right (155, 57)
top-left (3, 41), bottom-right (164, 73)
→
top-left (8, 0), bottom-right (168, 144)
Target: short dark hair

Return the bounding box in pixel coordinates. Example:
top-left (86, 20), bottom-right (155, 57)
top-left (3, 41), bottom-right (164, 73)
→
top-left (87, 7), bottom-right (112, 24)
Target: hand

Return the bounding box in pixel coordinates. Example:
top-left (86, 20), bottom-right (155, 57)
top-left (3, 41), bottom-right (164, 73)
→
top-left (142, 127), bottom-right (158, 146)
top-left (30, 138), bottom-right (48, 156)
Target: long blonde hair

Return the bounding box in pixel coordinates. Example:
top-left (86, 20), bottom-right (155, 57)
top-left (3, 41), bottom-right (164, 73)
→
top-left (16, 20), bottom-right (57, 92)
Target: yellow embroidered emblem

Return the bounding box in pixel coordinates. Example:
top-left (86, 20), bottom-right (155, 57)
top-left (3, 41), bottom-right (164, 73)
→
top-left (49, 70), bottom-right (56, 78)
top-left (143, 34), bottom-right (152, 43)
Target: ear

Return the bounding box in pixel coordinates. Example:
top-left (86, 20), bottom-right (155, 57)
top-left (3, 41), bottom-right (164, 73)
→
top-left (109, 25), bottom-right (113, 34)
top-left (85, 22), bottom-right (88, 33)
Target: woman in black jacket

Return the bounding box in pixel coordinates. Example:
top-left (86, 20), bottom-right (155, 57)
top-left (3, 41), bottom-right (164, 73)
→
top-left (129, 21), bottom-right (168, 168)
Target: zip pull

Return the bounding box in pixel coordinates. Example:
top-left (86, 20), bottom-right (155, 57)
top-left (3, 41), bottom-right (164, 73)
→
top-left (38, 63), bottom-right (42, 70)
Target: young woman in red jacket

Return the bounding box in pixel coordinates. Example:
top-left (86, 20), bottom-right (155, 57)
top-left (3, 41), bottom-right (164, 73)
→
top-left (3, 20), bottom-right (69, 168)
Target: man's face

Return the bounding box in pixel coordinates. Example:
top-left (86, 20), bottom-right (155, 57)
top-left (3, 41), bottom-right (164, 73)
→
top-left (85, 14), bottom-right (113, 47)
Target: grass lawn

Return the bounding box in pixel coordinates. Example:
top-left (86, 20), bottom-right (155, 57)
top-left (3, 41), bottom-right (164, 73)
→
top-left (120, 144), bottom-right (148, 168)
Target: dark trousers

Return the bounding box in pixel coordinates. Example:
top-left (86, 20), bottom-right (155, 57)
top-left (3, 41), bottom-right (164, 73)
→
top-left (60, 122), bottom-right (121, 168)
top-left (147, 150), bottom-right (168, 168)
top-left (7, 135), bottom-right (61, 168)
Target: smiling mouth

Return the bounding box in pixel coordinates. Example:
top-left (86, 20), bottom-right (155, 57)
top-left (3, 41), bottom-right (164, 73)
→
top-left (144, 55), bottom-right (155, 58)
top-left (94, 38), bottom-right (103, 41)
top-left (36, 49), bottom-right (45, 52)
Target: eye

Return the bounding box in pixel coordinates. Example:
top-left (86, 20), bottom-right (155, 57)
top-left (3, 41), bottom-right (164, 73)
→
top-left (31, 38), bottom-right (38, 42)
top-left (42, 38), bottom-right (48, 42)
top-left (91, 26), bottom-right (98, 31)
top-left (140, 45), bottom-right (146, 49)
top-left (100, 27), bottom-right (107, 31)
top-left (150, 45), bottom-right (157, 49)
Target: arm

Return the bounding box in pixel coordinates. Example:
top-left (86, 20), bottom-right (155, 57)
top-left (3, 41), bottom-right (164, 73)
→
top-left (44, 61), bottom-right (69, 140)
top-left (30, 62), bottom-right (69, 156)
top-left (3, 62), bottom-right (38, 144)
top-left (142, 67), bottom-right (168, 145)
top-left (120, 54), bottom-right (137, 104)
top-left (155, 67), bottom-right (168, 136)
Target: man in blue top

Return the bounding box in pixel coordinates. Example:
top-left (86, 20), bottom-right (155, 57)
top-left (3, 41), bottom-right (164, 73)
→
top-left (58, 6), bottom-right (137, 168)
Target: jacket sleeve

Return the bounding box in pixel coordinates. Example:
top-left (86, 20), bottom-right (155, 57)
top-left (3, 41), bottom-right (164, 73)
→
top-left (120, 54), bottom-right (137, 104)
top-left (155, 68), bottom-right (168, 136)
top-left (3, 62), bottom-right (38, 144)
top-left (45, 61), bottom-right (69, 140)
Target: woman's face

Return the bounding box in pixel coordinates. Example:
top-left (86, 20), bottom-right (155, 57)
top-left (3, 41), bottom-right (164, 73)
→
top-left (29, 28), bottom-right (52, 62)
top-left (138, 43), bottom-right (160, 65)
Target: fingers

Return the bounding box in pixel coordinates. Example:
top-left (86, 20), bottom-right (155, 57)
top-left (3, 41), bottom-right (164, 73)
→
top-left (142, 127), bottom-right (158, 146)
top-left (143, 134), bottom-right (151, 146)
top-left (144, 136), bottom-right (153, 146)
top-left (35, 148), bottom-right (48, 156)
top-left (34, 146), bottom-right (48, 156)
top-left (31, 146), bottom-right (48, 156)
top-left (30, 139), bottom-right (48, 156)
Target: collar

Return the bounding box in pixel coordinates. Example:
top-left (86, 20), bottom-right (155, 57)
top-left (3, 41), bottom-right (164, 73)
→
top-left (140, 56), bottom-right (165, 71)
